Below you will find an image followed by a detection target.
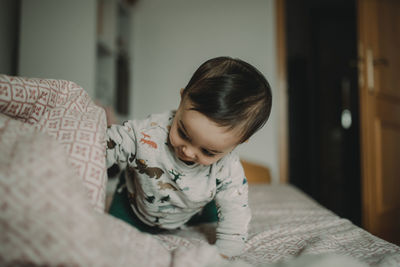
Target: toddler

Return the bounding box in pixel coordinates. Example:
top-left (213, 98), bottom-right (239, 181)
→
top-left (106, 56), bottom-right (272, 257)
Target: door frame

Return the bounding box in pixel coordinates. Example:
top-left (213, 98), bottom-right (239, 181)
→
top-left (275, 0), bottom-right (289, 183)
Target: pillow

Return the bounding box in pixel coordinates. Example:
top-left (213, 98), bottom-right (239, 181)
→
top-left (0, 75), bottom-right (107, 212)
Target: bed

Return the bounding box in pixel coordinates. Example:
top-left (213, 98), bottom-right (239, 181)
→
top-left (1, 74), bottom-right (399, 267)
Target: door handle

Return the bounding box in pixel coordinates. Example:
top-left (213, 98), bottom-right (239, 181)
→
top-left (366, 48), bottom-right (374, 93)
top-left (341, 77), bottom-right (352, 130)
top-left (373, 58), bottom-right (389, 66)
top-left (341, 109), bottom-right (352, 130)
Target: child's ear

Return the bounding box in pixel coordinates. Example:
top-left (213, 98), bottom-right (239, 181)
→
top-left (180, 88), bottom-right (184, 98)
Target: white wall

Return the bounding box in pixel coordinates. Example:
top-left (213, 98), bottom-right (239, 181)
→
top-left (18, 0), bottom-right (97, 97)
top-left (131, 0), bottom-right (279, 182)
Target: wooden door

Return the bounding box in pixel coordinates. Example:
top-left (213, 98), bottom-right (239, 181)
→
top-left (358, 0), bottom-right (400, 245)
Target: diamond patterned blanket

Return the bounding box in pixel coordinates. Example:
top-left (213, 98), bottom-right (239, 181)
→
top-left (0, 75), bottom-right (399, 266)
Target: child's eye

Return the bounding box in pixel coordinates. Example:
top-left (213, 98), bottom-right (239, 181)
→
top-left (202, 149), bottom-right (216, 157)
top-left (178, 127), bottom-right (190, 141)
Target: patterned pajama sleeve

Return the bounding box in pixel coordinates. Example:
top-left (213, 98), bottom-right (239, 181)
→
top-left (214, 156), bottom-right (251, 257)
top-left (105, 122), bottom-right (137, 174)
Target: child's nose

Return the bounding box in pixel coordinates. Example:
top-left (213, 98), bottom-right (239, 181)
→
top-left (182, 146), bottom-right (196, 159)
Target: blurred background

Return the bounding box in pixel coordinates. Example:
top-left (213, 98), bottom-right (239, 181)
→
top-left (0, 0), bottom-right (399, 244)
top-left (0, 0), bottom-right (279, 184)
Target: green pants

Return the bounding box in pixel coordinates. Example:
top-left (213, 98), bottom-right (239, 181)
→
top-left (108, 172), bottom-right (218, 234)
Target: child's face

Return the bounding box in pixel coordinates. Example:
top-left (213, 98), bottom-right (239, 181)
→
top-left (169, 98), bottom-right (241, 166)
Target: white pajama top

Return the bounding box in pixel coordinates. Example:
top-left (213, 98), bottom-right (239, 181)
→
top-left (105, 111), bottom-right (251, 256)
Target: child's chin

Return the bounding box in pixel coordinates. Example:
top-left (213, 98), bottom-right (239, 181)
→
top-left (180, 159), bottom-right (195, 165)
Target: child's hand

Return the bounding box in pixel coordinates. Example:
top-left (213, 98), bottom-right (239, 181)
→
top-left (104, 106), bottom-right (117, 126)
top-left (95, 101), bottom-right (118, 126)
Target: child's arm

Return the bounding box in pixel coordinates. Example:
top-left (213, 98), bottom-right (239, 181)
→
top-left (106, 121), bottom-right (137, 176)
top-left (214, 154), bottom-right (251, 257)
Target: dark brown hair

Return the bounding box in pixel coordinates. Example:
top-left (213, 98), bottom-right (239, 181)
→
top-left (182, 56), bottom-right (272, 143)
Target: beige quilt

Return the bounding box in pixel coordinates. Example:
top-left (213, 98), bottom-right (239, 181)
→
top-left (1, 75), bottom-right (399, 267)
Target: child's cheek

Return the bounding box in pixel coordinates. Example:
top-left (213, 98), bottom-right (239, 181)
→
top-left (168, 128), bottom-right (179, 147)
top-left (199, 155), bottom-right (222, 166)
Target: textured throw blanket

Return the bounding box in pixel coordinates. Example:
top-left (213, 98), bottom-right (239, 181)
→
top-left (0, 75), bottom-right (235, 266)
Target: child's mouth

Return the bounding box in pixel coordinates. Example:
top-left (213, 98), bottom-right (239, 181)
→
top-left (177, 151), bottom-right (195, 165)
top-left (180, 158), bottom-right (195, 165)
top-left (167, 135), bottom-right (195, 165)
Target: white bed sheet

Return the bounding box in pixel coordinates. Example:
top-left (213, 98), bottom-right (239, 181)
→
top-left (154, 184), bottom-right (400, 266)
